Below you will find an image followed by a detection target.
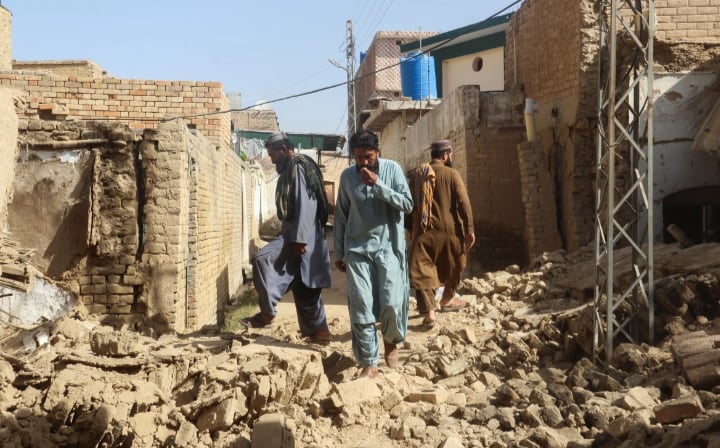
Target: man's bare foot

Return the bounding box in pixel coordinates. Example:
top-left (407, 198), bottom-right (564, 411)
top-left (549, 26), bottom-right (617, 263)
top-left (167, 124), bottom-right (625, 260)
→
top-left (359, 366), bottom-right (378, 379)
top-left (384, 341), bottom-right (399, 368)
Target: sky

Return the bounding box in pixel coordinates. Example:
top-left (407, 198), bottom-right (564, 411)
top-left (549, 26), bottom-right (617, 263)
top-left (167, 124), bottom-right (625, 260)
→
top-left (4, 1), bottom-right (521, 136)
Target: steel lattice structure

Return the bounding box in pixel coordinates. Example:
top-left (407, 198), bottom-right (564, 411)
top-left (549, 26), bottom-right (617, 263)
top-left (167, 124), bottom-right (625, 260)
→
top-left (594, 0), bottom-right (655, 363)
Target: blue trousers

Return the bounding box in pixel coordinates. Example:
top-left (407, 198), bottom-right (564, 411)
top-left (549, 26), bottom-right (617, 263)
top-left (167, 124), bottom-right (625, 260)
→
top-left (345, 247), bottom-right (408, 367)
top-left (253, 238), bottom-right (329, 336)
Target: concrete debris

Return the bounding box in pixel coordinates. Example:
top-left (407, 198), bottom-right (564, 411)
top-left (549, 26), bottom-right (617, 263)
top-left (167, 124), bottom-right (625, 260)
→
top-left (0, 242), bottom-right (718, 446)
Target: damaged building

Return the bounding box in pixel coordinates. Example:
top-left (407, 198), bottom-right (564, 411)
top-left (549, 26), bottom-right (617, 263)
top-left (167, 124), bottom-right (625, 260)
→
top-left (360, 0), bottom-right (720, 271)
top-left (0, 4), bottom-right (257, 332)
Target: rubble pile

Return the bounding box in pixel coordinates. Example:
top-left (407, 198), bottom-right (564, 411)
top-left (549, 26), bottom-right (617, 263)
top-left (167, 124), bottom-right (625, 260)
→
top-left (0, 243), bottom-right (719, 447)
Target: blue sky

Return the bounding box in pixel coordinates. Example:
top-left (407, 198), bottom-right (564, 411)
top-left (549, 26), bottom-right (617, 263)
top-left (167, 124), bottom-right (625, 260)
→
top-left (4, 1), bottom-right (520, 135)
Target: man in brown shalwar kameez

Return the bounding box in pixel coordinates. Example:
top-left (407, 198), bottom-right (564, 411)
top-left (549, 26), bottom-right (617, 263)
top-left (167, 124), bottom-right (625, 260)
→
top-left (408, 139), bottom-right (475, 327)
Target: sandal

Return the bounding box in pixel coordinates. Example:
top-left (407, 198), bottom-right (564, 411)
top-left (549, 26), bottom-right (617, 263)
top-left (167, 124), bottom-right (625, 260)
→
top-left (439, 298), bottom-right (467, 312)
top-left (240, 312), bottom-right (274, 329)
top-left (421, 316), bottom-right (436, 329)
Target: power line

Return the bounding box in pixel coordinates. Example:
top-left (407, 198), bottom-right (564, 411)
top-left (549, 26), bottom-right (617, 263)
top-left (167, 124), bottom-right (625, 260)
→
top-left (356, 0), bottom-right (395, 47)
top-left (163, 0), bottom-right (523, 123)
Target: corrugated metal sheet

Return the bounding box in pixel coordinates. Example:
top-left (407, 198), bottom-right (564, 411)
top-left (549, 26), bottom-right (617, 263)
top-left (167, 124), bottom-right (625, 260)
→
top-left (236, 130), bottom-right (345, 151)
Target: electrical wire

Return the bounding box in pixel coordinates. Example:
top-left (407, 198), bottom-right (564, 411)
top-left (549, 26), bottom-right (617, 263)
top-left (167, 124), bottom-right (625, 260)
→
top-left (162, 0), bottom-right (523, 123)
top-left (356, 0), bottom-right (394, 48)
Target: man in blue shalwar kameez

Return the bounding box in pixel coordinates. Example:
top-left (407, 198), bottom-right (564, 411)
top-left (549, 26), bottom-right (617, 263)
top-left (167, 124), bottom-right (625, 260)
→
top-left (242, 132), bottom-right (332, 344)
top-left (334, 129), bottom-right (413, 378)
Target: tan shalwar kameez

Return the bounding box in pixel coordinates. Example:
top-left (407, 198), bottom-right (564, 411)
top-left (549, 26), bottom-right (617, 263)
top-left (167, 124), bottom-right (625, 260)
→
top-left (408, 160), bottom-right (474, 314)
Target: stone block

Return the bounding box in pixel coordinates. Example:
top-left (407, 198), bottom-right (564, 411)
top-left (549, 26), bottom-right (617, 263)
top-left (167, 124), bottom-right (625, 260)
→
top-left (330, 377), bottom-right (381, 408)
top-left (654, 394), bottom-right (704, 424)
top-left (406, 387), bottom-right (449, 405)
top-left (196, 397), bottom-right (238, 432)
top-left (251, 413), bottom-right (294, 448)
top-left (90, 331), bottom-right (141, 356)
top-left (616, 387), bottom-right (660, 411)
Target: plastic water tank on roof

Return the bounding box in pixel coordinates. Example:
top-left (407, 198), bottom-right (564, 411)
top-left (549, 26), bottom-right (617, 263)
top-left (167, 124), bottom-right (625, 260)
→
top-left (400, 52), bottom-right (437, 100)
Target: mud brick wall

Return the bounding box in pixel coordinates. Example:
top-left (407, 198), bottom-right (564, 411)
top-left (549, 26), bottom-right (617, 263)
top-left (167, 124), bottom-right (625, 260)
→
top-left (0, 88), bottom-right (18, 225)
top-left (505, 0), bottom-right (597, 253)
top-left (12, 60), bottom-right (106, 78)
top-left (504, 0), bottom-right (584, 108)
top-left (467, 124), bottom-right (526, 271)
top-left (517, 141), bottom-right (563, 261)
top-left (231, 109), bottom-right (279, 132)
top-left (141, 122), bottom-right (246, 330)
top-left (0, 71), bottom-right (231, 149)
top-left (9, 122), bottom-right (140, 314)
top-left (192, 126), bottom-right (246, 327)
top-left (0, 6), bottom-right (10, 71)
top-left (381, 86), bottom-right (526, 271)
top-left (655, 0), bottom-right (720, 43)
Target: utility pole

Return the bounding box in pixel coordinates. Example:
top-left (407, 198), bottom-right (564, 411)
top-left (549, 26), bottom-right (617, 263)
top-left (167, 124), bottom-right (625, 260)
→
top-left (345, 19), bottom-right (357, 156)
top-left (330, 21), bottom-right (357, 162)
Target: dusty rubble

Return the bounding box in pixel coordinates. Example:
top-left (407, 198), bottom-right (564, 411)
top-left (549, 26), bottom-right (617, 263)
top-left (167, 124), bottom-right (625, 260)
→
top-left (0, 243), bottom-right (719, 447)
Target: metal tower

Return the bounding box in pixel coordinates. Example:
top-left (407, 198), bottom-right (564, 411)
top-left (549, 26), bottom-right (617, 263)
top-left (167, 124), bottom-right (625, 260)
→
top-left (594, 0), bottom-right (655, 363)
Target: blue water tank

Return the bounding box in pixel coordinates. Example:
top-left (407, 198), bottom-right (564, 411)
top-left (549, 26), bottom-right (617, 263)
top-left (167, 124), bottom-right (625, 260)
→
top-left (400, 52), bottom-right (437, 100)
top-left (359, 51), bottom-right (367, 65)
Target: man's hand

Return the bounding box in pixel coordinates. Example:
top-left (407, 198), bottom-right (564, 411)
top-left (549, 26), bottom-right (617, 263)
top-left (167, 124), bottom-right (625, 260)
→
top-left (359, 167), bottom-right (377, 186)
top-left (291, 243), bottom-right (307, 256)
top-left (335, 260), bottom-right (346, 272)
top-left (465, 232), bottom-right (476, 250)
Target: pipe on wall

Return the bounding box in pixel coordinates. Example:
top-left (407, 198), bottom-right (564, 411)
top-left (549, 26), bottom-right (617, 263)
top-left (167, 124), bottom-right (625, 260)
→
top-left (524, 98), bottom-right (539, 142)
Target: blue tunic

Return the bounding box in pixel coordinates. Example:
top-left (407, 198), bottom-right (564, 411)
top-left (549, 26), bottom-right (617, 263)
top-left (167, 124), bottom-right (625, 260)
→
top-left (334, 158), bottom-right (413, 365)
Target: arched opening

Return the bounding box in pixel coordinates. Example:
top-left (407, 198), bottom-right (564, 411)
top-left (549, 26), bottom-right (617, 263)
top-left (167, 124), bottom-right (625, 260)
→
top-left (663, 186), bottom-right (720, 244)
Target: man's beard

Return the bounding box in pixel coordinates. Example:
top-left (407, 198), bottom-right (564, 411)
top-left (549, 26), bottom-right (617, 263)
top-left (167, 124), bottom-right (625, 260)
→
top-left (444, 159), bottom-right (452, 168)
top-left (356, 162), bottom-right (379, 173)
top-left (275, 157), bottom-right (290, 174)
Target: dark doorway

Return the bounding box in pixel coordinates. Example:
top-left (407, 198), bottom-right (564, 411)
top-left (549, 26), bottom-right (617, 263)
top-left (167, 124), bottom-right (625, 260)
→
top-left (663, 186), bottom-right (720, 244)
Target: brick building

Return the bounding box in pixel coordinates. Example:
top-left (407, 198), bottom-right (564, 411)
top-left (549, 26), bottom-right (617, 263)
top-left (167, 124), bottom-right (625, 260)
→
top-left (367, 0), bottom-right (720, 270)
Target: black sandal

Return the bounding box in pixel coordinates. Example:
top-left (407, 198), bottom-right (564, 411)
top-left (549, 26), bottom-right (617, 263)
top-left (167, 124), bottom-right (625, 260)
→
top-left (240, 312), bottom-right (274, 329)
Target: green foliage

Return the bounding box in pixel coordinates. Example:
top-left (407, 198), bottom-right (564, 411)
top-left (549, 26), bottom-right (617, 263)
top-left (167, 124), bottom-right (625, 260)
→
top-left (221, 285), bottom-right (258, 332)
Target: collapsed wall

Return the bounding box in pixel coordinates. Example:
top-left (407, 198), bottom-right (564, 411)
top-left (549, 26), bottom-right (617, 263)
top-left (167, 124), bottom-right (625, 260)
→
top-left (6, 119), bottom-right (251, 332)
top-left (505, 0), bottom-right (596, 254)
top-left (506, 0), bottom-right (720, 255)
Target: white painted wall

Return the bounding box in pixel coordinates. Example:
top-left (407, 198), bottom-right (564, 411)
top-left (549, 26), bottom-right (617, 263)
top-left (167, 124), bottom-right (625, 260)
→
top-left (442, 46), bottom-right (505, 96)
top-left (639, 73), bottom-right (720, 239)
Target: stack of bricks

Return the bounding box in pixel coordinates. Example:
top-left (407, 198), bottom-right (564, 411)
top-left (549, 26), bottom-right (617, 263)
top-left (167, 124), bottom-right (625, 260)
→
top-left (79, 255), bottom-right (138, 315)
top-left (0, 72), bottom-right (231, 149)
top-left (517, 140), bottom-right (563, 261)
